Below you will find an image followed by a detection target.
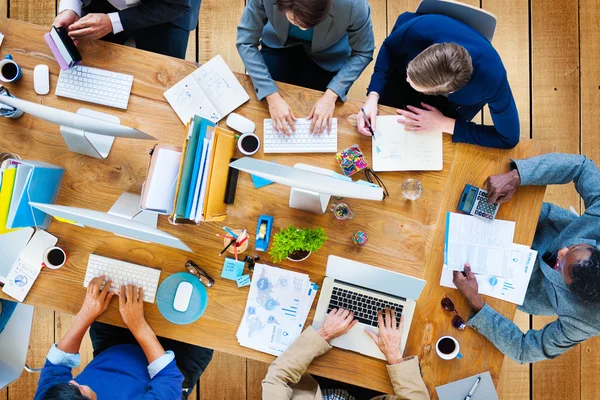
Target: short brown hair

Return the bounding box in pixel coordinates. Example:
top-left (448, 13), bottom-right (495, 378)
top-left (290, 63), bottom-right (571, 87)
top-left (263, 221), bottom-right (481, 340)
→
top-left (407, 43), bottom-right (473, 95)
top-left (276, 0), bottom-right (333, 28)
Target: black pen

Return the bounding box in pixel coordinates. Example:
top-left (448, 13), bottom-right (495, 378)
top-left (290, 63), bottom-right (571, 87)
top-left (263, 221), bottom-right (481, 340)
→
top-left (360, 108), bottom-right (376, 139)
top-left (464, 377), bottom-right (481, 400)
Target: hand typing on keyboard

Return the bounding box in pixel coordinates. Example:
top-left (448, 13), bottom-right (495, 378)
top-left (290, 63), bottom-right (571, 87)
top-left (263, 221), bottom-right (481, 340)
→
top-left (316, 308), bottom-right (358, 342)
top-left (306, 88), bottom-right (338, 134)
top-left (364, 308), bottom-right (405, 365)
top-left (79, 275), bottom-right (115, 323)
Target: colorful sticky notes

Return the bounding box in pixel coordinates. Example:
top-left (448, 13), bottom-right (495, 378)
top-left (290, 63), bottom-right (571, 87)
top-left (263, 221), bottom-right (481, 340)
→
top-left (236, 274), bottom-right (251, 288)
top-left (251, 174), bottom-right (274, 189)
top-left (221, 258), bottom-right (245, 281)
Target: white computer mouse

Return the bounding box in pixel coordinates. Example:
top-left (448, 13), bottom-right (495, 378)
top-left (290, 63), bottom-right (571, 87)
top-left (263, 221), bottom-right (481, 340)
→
top-left (33, 65), bottom-right (50, 95)
top-left (173, 281), bottom-right (193, 312)
top-left (226, 112), bottom-right (255, 133)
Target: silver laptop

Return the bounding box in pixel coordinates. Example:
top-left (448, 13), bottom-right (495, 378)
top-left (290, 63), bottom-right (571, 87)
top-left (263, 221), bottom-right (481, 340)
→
top-left (312, 256), bottom-right (426, 360)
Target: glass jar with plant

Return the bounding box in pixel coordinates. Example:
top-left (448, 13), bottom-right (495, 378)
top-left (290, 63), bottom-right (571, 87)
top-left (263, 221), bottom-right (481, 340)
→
top-left (269, 225), bottom-right (328, 262)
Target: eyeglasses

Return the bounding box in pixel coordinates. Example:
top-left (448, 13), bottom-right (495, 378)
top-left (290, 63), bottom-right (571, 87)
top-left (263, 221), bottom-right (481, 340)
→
top-left (441, 296), bottom-right (466, 330)
top-left (364, 168), bottom-right (389, 200)
top-left (185, 260), bottom-right (215, 288)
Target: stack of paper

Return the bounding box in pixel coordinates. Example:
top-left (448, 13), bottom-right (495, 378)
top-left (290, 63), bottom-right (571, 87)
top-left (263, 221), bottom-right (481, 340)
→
top-left (441, 212), bottom-right (538, 305)
top-left (237, 263), bottom-right (318, 356)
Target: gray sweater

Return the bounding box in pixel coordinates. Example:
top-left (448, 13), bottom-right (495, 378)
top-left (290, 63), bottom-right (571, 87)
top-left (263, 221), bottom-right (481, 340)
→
top-left (468, 153), bottom-right (600, 363)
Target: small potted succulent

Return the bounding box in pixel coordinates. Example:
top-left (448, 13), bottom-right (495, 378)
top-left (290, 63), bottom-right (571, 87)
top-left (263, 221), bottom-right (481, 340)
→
top-left (269, 225), bottom-right (328, 262)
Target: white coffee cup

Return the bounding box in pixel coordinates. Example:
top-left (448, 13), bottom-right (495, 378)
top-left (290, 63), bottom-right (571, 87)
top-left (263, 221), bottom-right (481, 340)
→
top-left (435, 336), bottom-right (462, 360)
top-left (237, 132), bottom-right (261, 156)
top-left (42, 246), bottom-right (67, 269)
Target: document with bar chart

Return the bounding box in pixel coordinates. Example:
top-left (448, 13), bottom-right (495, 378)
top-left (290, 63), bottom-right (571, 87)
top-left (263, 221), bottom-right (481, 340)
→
top-left (236, 263), bottom-right (318, 356)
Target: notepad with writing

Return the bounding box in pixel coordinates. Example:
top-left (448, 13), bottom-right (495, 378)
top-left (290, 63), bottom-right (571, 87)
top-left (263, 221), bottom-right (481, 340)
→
top-left (372, 115), bottom-right (443, 171)
top-left (164, 55), bottom-right (250, 125)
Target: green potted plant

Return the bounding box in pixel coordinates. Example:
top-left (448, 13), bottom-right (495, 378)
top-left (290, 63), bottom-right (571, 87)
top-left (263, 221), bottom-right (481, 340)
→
top-left (269, 225), bottom-right (328, 262)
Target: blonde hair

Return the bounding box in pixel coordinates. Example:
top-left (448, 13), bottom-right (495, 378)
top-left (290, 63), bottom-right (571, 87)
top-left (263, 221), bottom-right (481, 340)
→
top-left (407, 43), bottom-right (473, 95)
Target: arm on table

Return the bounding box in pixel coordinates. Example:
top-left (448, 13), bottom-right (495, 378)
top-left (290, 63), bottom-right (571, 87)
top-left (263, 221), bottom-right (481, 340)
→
top-left (452, 79), bottom-right (520, 149)
top-left (514, 153), bottom-right (600, 212)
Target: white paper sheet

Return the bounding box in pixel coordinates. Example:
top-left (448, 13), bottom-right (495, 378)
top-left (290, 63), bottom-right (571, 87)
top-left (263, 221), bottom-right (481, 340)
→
top-left (190, 139), bottom-right (209, 221)
top-left (445, 212), bottom-right (515, 277)
top-left (440, 243), bottom-right (538, 306)
top-left (144, 148), bottom-right (182, 213)
top-left (372, 115), bottom-right (443, 171)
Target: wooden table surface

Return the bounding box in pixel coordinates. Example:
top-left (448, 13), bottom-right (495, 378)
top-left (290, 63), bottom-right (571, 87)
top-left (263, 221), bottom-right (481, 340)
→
top-left (0, 18), bottom-right (554, 396)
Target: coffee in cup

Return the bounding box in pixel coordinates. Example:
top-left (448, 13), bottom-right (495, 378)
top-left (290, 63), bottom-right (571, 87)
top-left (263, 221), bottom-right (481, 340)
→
top-left (435, 336), bottom-right (462, 360)
top-left (237, 132), bottom-right (261, 156)
top-left (43, 247), bottom-right (67, 269)
top-left (0, 55), bottom-right (22, 83)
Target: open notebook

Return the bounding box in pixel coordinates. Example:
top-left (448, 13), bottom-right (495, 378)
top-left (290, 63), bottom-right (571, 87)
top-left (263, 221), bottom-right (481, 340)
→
top-left (372, 115), bottom-right (443, 171)
top-left (164, 55), bottom-right (250, 125)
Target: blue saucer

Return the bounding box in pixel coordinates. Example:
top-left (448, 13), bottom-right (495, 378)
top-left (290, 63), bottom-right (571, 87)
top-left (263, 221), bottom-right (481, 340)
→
top-left (156, 272), bottom-right (208, 325)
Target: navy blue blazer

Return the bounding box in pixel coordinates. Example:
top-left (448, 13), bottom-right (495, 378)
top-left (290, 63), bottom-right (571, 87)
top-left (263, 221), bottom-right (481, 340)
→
top-left (114, 0), bottom-right (200, 32)
top-left (368, 12), bottom-right (520, 149)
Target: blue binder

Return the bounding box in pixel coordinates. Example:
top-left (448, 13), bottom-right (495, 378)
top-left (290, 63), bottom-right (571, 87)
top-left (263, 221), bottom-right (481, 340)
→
top-left (6, 160), bottom-right (64, 229)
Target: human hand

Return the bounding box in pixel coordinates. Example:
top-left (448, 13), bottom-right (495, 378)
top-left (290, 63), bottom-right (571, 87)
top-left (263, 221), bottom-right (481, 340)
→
top-left (484, 169), bottom-right (521, 204)
top-left (365, 308), bottom-right (404, 365)
top-left (307, 89), bottom-right (338, 134)
top-left (118, 284), bottom-right (149, 335)
top-left (68, 13), bottom-right (113, 41)
top-left (54, 9), bottom-right (80, 29)
top-left (452, 263), bottom-right (484, 312)
top-left (397, 103), bottom-right (455, 133)
top-left (78, 275), bottom-right (114, 324)
top-left (316, 308), bottom-right (358, 342)
top-left (267, 92), bottom-right (297, 135)
top-left (357, 92), bottom-right (379, 136)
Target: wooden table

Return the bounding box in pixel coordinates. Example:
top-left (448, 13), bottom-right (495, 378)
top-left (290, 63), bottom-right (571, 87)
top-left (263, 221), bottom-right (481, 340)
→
top-left (0, 18), bottom-right (554, 396)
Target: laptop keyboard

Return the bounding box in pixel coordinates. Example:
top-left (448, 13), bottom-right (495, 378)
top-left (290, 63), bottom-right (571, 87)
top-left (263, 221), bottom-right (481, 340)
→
top-left (327, 286), bottom-right (403, 327)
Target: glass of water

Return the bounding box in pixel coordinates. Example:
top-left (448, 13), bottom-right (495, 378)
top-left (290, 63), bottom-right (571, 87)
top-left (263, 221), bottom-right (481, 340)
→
top-left (402, 179), bottom-right (423, 200)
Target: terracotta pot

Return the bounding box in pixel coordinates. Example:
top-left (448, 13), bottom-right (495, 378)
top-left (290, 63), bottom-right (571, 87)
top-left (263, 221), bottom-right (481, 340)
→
top-left (287, 250), bottom-right (311, 262)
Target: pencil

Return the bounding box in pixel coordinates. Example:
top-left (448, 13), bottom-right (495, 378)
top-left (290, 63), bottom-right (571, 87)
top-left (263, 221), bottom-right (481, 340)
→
top-left (237, 235), bottom-right (249, 246)
top-left (216, 234), bottom-right (235, 240)
top-left (219, 239), bottom-right (236, 256)
top-left (222, 226), bottom-right (239, 239)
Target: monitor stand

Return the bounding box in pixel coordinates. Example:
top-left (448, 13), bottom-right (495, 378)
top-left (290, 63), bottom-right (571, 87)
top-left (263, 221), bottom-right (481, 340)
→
top-left (108, 193), bottom-right (158, 242)
top-left (60, 108), bottom-right (117, 159)
top-left (288, 164), bottom-right (332, 214)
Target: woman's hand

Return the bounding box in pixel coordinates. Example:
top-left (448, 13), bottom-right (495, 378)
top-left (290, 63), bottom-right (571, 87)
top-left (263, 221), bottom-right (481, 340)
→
top-left (397, 102), bottom-right (456, 134)
top-left (365, 308), bottom-right (404, 365)
top-left (317, 308), bottom-right (358, 342)
top-left (357, 92), bottom-right (379, 136)
top-left (68, 13), bottom-right (113, 41)
top-left (307, 89), bottom-right (338, 134)
top-left (78, 275), bottom-right (114, 324)
top-left (118, 284), bottom-right (149, 335)
top-left (267, 92), bottom-right (297, 135)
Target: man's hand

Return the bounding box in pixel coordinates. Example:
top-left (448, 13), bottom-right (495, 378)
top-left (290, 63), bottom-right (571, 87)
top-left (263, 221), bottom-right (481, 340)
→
top-left (53, 9), bottom-right (80, 29)
top-left (118, 284), bottom-right (149, 335)
top-left (307, 89), bottom-right (337, 134)
top-left (357, 92), bottom-right (379, 136)
top-left (484, 169), bottom-right (521, 204)
top-left (267, 92), bottom-right (297, 135)
top-left (397, 103), bottom-right (455, 134)
top-left (68, 13), bottom-right (113, 41)
top-left (365, 309), bottom-right (404, 365)
top-left (317, 308), bottom-right (358, 342)
top-left (78, 275), bottom-right (114, 324)
top-left (452, 264), bottom-right (485, 312)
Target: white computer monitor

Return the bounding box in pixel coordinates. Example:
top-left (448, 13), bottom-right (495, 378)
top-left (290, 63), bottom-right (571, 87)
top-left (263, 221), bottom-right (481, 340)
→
top-left (230, 157), bottom-right (384, 214)
top-left (29, 195), bottom-right (192, 252)
top-left (0, 94), bottom-right (155, 159)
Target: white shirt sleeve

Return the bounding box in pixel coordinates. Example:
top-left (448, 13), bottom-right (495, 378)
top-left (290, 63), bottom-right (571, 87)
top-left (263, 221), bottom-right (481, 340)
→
top-left (147, 350), bottom-right (176, 379)
top-left (47, 344), bottom-right (81, 368)
top-left (108, 12), bottom-right (125, 34)
top-left (58, 0), bottom-right (83, 17)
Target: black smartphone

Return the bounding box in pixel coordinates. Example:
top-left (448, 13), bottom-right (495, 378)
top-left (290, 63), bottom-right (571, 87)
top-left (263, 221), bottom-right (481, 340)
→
top-left (52, 26), bottom-right (82, 62)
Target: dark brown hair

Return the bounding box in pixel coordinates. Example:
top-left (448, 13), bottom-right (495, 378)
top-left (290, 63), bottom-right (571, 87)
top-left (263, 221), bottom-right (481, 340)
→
top-left (407, 43), bottom-right (473, 95)
top-left (276, 0), bottom-right (333, 28)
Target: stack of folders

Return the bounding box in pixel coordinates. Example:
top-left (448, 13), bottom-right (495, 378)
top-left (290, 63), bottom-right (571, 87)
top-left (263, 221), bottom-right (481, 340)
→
top-left (236, 263), bottom-right (318, 356)
top-left (140, 115), bottom-right (236, 223)
top-left (0, 159), bottom-right (64, 232)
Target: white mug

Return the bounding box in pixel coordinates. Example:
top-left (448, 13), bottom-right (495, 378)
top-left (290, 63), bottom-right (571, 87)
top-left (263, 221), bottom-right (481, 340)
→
top-left (435, 336), bottom-right (462, 360)
top-left (237, 132), bottom-right (261, 156)
top-left (42, 246), bottom-right (67, 269)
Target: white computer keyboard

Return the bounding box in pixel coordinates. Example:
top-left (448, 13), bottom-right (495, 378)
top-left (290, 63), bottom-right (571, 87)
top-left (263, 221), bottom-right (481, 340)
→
top-left (56, 65), bottom-right (134, 110)
top-left (263, 118), bottom-right (338, 153)
top-left (84, 254), bottom-right (161, 303)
